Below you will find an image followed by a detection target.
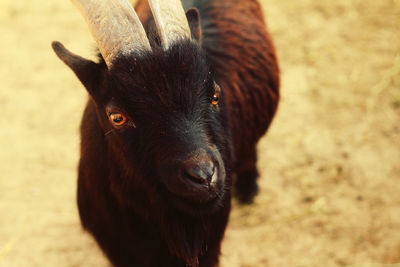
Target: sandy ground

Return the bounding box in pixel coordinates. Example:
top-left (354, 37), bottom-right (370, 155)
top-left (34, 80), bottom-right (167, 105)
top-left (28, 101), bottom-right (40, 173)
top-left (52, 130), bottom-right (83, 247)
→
top-left (0, 0), bottom-right (399, 266)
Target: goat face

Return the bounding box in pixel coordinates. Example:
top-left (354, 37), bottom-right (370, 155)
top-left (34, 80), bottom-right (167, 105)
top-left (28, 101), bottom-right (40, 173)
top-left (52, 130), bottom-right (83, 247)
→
top-left (105, 42), bottom-right (228, 213)
top-left (53, 40), bottom-right (229, 215)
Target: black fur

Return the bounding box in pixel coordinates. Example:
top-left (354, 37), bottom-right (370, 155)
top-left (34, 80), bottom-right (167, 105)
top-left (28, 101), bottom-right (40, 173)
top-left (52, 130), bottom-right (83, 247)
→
top-left (52, 0), bottom-right (279, 266)
top-left (77, 41), bottom-right (232, 267)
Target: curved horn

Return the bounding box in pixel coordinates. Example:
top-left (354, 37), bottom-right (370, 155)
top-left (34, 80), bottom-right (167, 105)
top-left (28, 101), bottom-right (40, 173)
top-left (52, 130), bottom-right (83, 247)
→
top-left (71, 0), bottom-right (151, 67)
top-left (148, 0), bottom-right (191, 50)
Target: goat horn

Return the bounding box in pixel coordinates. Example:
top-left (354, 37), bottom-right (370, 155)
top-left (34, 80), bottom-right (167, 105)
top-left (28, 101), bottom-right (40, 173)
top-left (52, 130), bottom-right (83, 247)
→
top-left (148, 0), bottom-right (191, 50)
top-left (71, 0), bottom-right (151, 67)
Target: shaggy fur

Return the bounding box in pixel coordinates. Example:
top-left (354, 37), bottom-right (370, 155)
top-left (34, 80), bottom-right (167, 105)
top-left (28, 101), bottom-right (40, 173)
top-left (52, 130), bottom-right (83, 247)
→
top-left (77, 42), bottom-right (232, 266)
top-left (53, 0), bottom-right (279, 266)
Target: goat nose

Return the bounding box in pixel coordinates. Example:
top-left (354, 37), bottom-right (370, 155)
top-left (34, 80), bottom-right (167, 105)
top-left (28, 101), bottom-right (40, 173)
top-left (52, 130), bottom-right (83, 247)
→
top-left (183, 161), bottom-right (215, 185)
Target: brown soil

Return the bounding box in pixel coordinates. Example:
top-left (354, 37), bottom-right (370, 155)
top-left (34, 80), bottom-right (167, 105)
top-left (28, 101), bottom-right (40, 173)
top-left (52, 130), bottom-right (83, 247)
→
top-left (0, 0), bottom-right (399, 266)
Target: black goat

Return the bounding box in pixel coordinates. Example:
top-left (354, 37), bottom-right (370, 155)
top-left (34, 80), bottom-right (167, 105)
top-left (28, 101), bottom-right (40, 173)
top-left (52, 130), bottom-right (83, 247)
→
top-left (52, 0), bottom-right (279, 266)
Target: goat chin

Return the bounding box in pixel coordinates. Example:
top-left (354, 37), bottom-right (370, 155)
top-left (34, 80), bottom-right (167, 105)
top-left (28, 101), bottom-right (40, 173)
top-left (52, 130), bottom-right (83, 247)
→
top-left (162, 184), bottom-right (227, 216)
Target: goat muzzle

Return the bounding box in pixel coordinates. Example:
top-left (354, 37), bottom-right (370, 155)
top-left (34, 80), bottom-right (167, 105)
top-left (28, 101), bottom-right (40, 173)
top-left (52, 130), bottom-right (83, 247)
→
top-left (159, 147), bottom-right (225, 204)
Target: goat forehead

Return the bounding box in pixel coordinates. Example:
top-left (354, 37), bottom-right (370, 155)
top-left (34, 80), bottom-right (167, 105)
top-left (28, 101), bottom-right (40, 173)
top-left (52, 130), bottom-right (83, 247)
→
top-left (110, 68), bottom-right (212, 110)
top-left (111, 75), bottom-right (210, 111)
top-left (110, 41), bottom-right (210, 89)
top-left (106, 42), bottom-right (213, 116)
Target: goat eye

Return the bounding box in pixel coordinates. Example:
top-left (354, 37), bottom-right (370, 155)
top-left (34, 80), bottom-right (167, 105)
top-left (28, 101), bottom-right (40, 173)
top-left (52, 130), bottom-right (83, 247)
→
top-left (109, 113), bottom-right (127, 126)
top-left (211, 92), bottom-right (220, 105)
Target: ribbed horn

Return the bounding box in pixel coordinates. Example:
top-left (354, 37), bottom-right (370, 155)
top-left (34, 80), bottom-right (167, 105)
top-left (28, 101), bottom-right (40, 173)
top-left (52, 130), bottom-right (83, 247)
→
top-left (71, 0), bottom-right (151, 67)
top-left (148, 0), bottom-right (192, 50)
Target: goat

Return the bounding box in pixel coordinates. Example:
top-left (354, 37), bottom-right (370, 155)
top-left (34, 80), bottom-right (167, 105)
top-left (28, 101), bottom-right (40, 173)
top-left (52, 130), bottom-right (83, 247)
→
top-left (52, 0), bottom-right (279, 266)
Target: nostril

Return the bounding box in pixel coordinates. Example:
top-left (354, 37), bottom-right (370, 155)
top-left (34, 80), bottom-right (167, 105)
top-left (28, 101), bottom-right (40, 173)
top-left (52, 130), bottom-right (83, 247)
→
top-left (183, 164), bottom-right (215, 185)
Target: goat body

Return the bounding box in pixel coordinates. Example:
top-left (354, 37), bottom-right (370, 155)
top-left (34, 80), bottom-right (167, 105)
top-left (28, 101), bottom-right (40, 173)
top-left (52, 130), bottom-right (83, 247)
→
top-left (53, 0), bottom-right (279, 266)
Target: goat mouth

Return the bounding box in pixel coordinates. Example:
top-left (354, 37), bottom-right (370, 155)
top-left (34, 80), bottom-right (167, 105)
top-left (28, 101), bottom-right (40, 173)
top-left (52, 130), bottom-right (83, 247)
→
top-left (163, 185), bottom-right (225, 215)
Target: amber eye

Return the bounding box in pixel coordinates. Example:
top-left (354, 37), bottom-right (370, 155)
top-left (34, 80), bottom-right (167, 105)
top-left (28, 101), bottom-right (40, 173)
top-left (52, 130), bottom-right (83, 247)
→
top-left (109, 113), bottom-right (127, 126)
top-left (211, 92), bottom-right (220, 105)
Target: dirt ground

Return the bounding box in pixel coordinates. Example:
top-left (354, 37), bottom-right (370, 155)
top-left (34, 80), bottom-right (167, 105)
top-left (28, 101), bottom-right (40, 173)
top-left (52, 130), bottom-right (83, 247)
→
top-left (0, 0), bottom-right (399, 266)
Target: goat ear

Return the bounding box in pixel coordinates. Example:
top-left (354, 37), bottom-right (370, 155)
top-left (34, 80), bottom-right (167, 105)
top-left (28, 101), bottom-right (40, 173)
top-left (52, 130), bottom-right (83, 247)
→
top-left (186, 8), bottom-right (202, 45)
top-left (52, 41), bottom-right (102, 99)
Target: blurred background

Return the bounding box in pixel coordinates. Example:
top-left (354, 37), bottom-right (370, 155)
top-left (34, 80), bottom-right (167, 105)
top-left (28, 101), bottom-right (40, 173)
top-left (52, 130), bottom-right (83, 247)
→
top-left (0, 0), bottom-right (399, 266)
